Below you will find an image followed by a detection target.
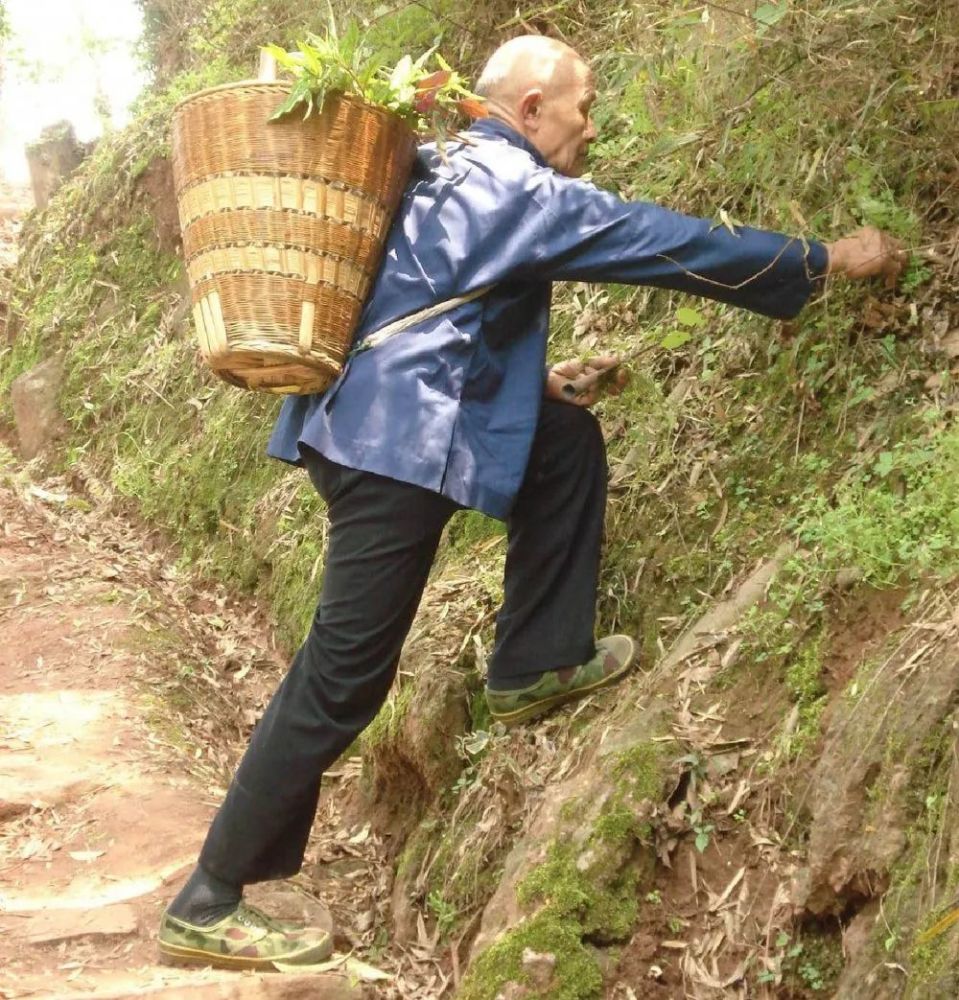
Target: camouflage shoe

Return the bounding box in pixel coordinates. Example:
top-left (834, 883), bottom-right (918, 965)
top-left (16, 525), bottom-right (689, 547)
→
top-left (158, 901), bottom-right (334, 971)
top-left (486, 635), bottom-right (637, 727)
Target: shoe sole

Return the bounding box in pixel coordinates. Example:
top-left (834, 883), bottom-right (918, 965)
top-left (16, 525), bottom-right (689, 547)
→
top-left (489, 655), bottom-right (636, 728)
top-left (158, 934), bottom-right (332, 971)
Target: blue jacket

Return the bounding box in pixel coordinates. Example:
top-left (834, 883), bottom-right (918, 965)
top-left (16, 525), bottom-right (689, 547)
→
top-left (267, 118), bottom-right (828, 519)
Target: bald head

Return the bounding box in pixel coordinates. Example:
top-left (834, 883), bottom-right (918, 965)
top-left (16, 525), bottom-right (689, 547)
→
top-left (476, 36), bottom-right (583, 105)
top-left (474, 36), bottom-right (597, 177)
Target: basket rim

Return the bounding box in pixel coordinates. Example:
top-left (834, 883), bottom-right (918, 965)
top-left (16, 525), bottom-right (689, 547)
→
top-left (172, 81), bottom-right (415, 134)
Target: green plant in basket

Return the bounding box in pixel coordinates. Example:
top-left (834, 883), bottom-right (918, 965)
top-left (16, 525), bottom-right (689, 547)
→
top-left (263, 20), bottom-right (486, 141)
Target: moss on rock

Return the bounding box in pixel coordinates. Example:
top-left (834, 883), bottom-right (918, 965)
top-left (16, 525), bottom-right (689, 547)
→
top-left (518, 840), bottom-right (641, 945)
top-left (458, 910), bottom-right (603, 1000)
top-left (611, 741), bottom-right (668, 804)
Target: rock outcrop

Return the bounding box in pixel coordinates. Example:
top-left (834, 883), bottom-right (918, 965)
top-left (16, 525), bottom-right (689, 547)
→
top-left (11, 355), bottom-right (66, 460)
top-left (25, 121), bottom-right (88, 211)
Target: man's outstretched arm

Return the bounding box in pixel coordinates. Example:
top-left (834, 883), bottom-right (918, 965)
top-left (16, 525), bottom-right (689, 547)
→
top-left (520, 168), bottom-right (904, 319)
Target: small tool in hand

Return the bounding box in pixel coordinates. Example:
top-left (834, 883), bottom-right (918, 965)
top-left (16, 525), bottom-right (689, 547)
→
top-left (560, 360), bottom-right (622, 399)
top-left (560, 348), bottom-right (643, 399)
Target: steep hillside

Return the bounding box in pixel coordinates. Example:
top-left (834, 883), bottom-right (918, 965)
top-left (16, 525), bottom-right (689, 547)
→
top-left (2, 1), bottom-right (958, 997)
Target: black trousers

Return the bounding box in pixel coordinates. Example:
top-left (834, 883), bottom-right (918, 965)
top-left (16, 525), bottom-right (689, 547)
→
top-left (199, 400), bottom-right (607, 885)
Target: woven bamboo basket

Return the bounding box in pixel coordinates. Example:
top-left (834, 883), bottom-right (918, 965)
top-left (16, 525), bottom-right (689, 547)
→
top-left (171, 80), bottom-right (417, 393)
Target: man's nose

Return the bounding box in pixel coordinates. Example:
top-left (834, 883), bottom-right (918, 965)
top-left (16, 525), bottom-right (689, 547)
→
top-left (585, 117), bottom-right (597, 141)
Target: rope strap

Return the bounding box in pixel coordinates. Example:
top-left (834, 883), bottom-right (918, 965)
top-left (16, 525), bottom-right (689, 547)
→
top-left (351, 284), bottom-right (493, 356)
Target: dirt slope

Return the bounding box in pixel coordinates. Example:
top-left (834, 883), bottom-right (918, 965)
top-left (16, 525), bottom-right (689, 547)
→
top-left (0, 477), bottom-right (355, 1000)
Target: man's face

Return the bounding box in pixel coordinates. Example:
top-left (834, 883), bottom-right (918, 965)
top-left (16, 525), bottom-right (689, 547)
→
top-left (532, 60), bottom-right (597, 178)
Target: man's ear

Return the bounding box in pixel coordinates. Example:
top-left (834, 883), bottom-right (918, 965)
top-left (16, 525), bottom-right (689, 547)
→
top-left (519, 89), bottom-right (544, 131)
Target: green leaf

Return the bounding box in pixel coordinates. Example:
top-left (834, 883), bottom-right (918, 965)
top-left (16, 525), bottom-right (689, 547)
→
top-left (389, 54), bottom-right (414, 90)
top-left (694, 828), bottom-right (710, 853)
top-left (874, 451), bottom-right (895, 477)
top-left (676, 307), bottom-right (704, 327)
top-left (638, 131), bottom-right (702, 164)
top-left (298, 42), bottom-right (322, 76)
top-left (849, 385), bottom-right (876, 407)
top-left (269, 82), bottom-right (308, 121)
top-left (461, 730), bottom-right (490, 755)
top-left (660, 330), bottom-right (692, 350)
top-left (262, 43), bottom-right (292, 67)
top-left (413, 44), bottom-right (438, 71)
top-left (262, 25), bottom-right (482, 128)
top-left (669, 11), bottom-right (705, 29)
top-left (754, 2), bottom-right (788, 27)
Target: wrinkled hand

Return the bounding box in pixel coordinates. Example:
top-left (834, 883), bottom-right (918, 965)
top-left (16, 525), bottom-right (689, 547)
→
top-left (825, 226), bottom-right (907, 288)
top-left (545, 355), bottom-right (629, 408)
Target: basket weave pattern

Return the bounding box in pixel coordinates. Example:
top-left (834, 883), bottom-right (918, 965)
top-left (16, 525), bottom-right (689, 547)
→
top-left (172, 82), bottom-right (416, 393)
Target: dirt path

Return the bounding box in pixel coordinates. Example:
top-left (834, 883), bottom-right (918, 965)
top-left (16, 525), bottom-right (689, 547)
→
top-left (0, 475), bottom-right (358, 999)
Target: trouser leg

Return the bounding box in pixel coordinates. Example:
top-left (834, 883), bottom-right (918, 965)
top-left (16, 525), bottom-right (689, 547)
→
top-left (487, 400), bottom-right (608, 690)
top-left (199, 453), bottom-right (458, 885)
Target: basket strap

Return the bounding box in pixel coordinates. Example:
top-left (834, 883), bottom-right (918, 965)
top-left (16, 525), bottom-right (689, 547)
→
top-left (351, 284), bottom-right (494, 357)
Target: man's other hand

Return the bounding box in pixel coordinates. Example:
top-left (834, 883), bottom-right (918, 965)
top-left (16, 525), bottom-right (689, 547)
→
top-left (546, 355), bottom-right (629, 407)
top-left (825, 226), bottom-right (907, 288)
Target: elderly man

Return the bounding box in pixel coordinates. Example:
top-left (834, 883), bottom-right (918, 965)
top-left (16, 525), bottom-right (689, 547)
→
top-left (158, 35), bottom-right (903, 968)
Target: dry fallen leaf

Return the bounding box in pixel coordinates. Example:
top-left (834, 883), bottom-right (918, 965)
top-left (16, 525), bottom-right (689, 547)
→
top-left (348, 823), bottom-right (371, 845)
top-left (19, 837), bottom-right (46, 860)
top-left (272, 955), bottom-right (392, 981)
top-left (27, 485), bottom-right (69, 504)
top-left (344, 958), bottom-right (393, 982)
top-left (941, 329), bottom-right (959, 358)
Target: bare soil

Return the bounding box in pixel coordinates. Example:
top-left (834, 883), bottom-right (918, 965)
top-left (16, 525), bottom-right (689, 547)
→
top-left (821, 588), bottom-right (907, 695)
top-left (0, 478), bottom-right (354, 999)
top-left (609, 583), bottom-right (927, 999)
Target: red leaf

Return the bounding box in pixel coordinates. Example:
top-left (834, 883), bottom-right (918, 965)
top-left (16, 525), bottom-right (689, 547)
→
top-left (457, 98), bottom-right (488, 119)
top-left (414, 91), bottom-right (438, 114)
top-left (415, 70), bottom-right (451, 93)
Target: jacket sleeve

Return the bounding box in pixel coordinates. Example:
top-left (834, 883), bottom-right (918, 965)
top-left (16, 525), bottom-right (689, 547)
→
top-left (522, 169), bottom-right (828, 320)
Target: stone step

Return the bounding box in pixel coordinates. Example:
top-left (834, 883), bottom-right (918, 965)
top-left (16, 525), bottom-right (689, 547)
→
top-left (52, 971), bottom-right (361, 1000)
top-left (18, 903), bottom-right (139, 945)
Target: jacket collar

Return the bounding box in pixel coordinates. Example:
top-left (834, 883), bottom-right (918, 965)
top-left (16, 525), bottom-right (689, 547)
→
top-left (466, 117), bottom-right (548, 168)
